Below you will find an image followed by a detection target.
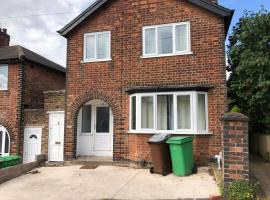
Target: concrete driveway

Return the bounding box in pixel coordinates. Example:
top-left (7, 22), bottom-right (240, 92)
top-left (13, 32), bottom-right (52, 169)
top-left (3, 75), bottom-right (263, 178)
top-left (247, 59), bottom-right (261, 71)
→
top-left (0, 165), bottom-right (219, 200)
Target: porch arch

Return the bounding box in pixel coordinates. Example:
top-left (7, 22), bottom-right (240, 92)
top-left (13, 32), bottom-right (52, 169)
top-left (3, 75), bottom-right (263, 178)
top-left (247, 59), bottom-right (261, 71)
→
top-left (0, 124), bottom-right (11, 156)
top-left (68, 90), bottom-right (122, 158)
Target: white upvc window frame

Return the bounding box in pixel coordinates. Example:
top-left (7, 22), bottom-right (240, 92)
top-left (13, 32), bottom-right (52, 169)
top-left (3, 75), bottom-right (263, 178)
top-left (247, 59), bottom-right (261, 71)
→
top-left (174, 92), bottom-right (194, 134)
top-left (0, 65), bottom-right (8, 91)
top-left (195, 92), bottom-right (209, 134)
top-left (142, 22), bottom-right (192, 58)
top-left (83, 31), bottom-right (111, 62)
top-left (138, 93), bottom-right (156, 131)
top-left (129, 91), bottom-right (209, 135)
top-left (0, 126), bottom-right (10, 157)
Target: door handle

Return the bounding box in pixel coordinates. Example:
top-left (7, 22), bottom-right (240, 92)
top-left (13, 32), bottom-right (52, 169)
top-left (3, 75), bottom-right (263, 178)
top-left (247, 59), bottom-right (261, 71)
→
top-left (55, 141), bottom-right (61, 145)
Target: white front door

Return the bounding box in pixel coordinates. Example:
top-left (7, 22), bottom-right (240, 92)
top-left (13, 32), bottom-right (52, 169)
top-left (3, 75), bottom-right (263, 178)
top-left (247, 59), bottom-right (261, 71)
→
top-left (77, 100), bottom-right (113, 157)
top-left (23, 127), bottom-right (42, 163)
top-left (49, 112), bottom-right (64, 162)
top-left (93, 106), bottom-right (112, 156)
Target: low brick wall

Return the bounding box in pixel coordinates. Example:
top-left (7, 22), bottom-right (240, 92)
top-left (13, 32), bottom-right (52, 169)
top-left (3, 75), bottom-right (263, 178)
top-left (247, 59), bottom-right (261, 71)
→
top-left (221, 112), bottom-right (249, 186)
top-left (0, 154), bottom-right (45, 184)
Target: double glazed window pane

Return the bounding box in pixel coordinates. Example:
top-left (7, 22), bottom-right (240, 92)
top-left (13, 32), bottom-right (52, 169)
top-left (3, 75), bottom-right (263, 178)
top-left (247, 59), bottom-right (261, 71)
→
top-left (0, 66), bottom-right (8, 90)
top-left (145, 28), bottom-right (156, 55)
top-left (175, 25), bottom-right (188, 52)
top-left (131, 96), bottom-right (136, 130)
top-left (198, 94), bottom-right (206, 131)
top-left (144, 23), bottom-right (189, 56)
top-left (4, 132), bottom-right (9, 153)
top-left (85, 35), bottom-right (95, 59)
top-left (85, 32), bottom-right (110, 60)
top-left (141, 96), bottom-right (154, 129)
top-left (157, 95), bottom-right (173, 130)
top-left (0, 131), bottom-right (2, 155)
top-left (158, 26), bottom-right (173, 54)
top-left (177, 95), bottom-right (191, 129)
top-left (81, 105), bottom-right (92, 133)
top-left (96, 107), bottom-right (110, 133)
top-left (97, 33), bottom-right (109, 59)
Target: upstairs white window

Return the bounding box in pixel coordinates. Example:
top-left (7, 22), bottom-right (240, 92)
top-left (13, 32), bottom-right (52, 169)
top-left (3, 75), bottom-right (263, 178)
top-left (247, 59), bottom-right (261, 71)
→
top-left (143, 22), bottom-right (191, 57)
top-left (0, 125), bottom-right (10, 157)
top-left (84, 31), bottom-right (111, 62)
top-left (130, 92), bottom-right (208, 134)
top-left (0, 65), bottom-right (8, 90)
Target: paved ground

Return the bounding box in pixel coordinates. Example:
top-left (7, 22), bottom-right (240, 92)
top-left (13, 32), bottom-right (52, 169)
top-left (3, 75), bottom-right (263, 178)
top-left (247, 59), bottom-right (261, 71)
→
top-left (250, 156), bottom-right (270, 197)
top-left (0, 165), bottom-right (219, 200)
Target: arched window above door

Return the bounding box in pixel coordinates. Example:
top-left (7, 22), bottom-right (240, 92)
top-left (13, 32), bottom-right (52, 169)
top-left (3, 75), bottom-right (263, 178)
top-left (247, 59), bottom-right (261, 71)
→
top-left (0, 125), bottom-right (10, 157)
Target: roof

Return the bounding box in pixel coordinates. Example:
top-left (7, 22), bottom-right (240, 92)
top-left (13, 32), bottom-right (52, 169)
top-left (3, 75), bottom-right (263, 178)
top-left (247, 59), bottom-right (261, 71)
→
top-left (0, 45), bottom-right (66, 73)
top-left (58, 0), bottom-right (234, 37)
top-left (124, 84), bottom-right (214, 94)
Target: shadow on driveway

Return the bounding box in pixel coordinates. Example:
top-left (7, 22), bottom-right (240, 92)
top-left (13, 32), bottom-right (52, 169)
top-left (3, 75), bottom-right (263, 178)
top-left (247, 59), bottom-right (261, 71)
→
top-left (250, 155), bottom-right (270, 198)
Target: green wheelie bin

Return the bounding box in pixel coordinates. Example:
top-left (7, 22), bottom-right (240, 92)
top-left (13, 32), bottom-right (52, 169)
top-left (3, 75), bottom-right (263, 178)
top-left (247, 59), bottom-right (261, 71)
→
top-left (166, 137), bottom-right (193, 176)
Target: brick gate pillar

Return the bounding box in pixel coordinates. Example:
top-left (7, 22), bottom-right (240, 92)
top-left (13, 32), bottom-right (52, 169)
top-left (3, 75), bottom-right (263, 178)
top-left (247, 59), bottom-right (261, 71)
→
top-left (221, 112), bottom-right (249, 186)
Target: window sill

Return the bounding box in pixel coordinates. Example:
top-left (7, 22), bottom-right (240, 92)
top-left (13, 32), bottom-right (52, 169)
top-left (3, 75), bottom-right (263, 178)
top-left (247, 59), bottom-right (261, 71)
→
top-left (0, 89), bottom-right (8, 91)
top-left (81, 58), bottom-right (112, 63)
top-left (128, 131), bottom-right (213, 135)
top-left (141, 51), bottom-right (193, 59)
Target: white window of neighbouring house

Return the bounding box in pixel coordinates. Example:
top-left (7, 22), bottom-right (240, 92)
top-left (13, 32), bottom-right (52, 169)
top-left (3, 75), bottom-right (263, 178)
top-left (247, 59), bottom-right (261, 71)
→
top-left (81, 105), bottom-right (92, 133)
top-left (0, 125), bottom-right (10, 157)
top-left (130, 92), bottom-right (208, 134)
top-left (84, 31), bottom-right (111, 62)
top-left (0, 65), bottom-right (8, 90)
top-left (143, 22), bottom-right (191, 57)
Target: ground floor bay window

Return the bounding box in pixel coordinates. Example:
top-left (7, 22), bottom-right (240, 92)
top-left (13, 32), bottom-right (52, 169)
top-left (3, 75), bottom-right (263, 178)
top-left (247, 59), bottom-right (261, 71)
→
top-left (0, 125), bottom-right (10, 156)
top-left (130, 92), bottom-right (208, 134)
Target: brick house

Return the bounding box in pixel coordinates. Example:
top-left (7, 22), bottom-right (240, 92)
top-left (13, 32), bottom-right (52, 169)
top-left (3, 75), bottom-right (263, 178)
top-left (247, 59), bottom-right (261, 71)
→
top-left (0, 28), bottom-right (66, 162)
top-left (58, 0), bottom-right (234, 166)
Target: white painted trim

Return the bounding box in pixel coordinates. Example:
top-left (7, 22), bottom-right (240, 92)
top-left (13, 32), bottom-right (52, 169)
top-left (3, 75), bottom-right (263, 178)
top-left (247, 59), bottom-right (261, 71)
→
top-left (142, 22), bottom-right (191, 58)
top-left (24, 126), bottom-right (45, 128)
top-left (46, 111), bottom-right (65, 114)
top-left (129, 91), bottom-right (209, 135)
top-left (83, 31), bottom-right (111, 62)
top-left (81, 59), bottom-right (112, 63)
top-left (127, 131), bottom-right (213, 135)
top-left (141, 51), bottom-right (193, 59)
top-left (0, 125), bottom-right (10, 156)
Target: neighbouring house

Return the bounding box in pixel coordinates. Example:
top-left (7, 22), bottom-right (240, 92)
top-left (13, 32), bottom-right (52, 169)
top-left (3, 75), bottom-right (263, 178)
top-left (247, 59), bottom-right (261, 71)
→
top-left (0, 28), bottom-right (66, 163)
top-left (57, 0), bottom-right (234, 166)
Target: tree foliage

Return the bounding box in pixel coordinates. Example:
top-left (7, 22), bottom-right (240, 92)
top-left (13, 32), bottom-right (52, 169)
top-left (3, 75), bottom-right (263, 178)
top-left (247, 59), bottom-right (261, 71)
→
top-left (227, 8), bottom-right (270, 133)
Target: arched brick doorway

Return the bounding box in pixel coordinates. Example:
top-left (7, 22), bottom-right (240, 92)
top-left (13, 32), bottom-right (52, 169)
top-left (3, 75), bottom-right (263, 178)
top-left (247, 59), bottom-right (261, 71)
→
top-left (65, 90), bottom-right (123, 160)
top-left (77, 99), bottom-right (113, 157)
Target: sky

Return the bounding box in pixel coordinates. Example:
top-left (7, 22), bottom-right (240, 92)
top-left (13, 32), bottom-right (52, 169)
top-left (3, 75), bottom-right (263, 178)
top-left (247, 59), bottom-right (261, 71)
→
top-left (0, 0), bottom-right (269, 67)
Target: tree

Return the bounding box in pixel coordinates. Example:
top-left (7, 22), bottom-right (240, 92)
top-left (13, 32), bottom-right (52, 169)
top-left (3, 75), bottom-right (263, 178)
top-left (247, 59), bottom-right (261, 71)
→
top-left (227, 8), bottom-right (270, 133)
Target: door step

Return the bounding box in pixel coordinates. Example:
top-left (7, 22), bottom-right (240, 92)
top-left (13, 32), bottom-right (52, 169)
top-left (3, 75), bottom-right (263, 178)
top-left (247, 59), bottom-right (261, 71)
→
top-left (44, 161), bottom-right (65, 167)
top-left (45, 157), bottom-right (130, 167)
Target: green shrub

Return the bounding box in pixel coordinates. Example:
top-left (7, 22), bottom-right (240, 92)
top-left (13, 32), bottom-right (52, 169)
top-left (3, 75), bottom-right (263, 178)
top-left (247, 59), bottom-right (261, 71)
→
top-left (223, 180), bottom-right (260, 200)
top-left (231, 105), bottom-right (241, 113)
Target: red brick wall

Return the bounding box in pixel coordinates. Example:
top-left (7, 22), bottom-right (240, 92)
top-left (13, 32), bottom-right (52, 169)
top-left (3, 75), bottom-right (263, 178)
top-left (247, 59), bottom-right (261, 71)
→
top-left (222, 112), bottom-right (249, 186)
top-left (0, 60), bottom-right (65, 157)
top-left (0, 63), bottom-right (22, 155)
top-left (65, 0), bottom-right (227, 165)
top-left (22, 91), bottom-right (65, 159)
top-left (23, 62), bottom-right (65, 109)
